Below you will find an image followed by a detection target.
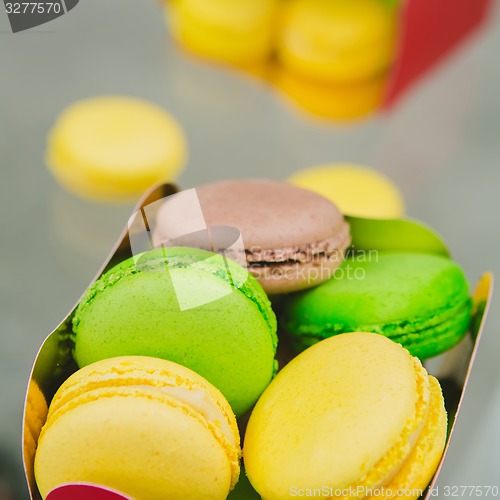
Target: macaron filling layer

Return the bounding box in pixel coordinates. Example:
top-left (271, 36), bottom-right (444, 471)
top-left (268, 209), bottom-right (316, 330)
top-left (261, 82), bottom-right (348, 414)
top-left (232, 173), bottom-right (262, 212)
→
top-left (49, 374), bottom-right (237, 448)
top-left (245, 227), bottom-right (351, 265)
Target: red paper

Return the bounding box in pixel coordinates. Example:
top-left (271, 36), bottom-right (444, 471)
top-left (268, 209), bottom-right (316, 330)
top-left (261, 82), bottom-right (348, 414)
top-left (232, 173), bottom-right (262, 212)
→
top-left (384, 0), bottom-right (492, 107)
top-left (46, 484), bottom-right (130, 500)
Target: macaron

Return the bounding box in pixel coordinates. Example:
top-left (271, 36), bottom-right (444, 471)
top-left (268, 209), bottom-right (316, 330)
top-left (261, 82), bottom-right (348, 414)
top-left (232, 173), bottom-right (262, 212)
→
top-left (277, 0), bottom-right (398, 84)
top-left (243, 332), bottom-right (447, 500)
top-left (72, 246), bottom-right (278, 417)
top-left (34, 356), bottom-right (241, 500)
top-left (166, 0), bottom-right (279, 66)
top-left (23, 380), bottom-right (48, 493)
top-left (283, 252), bottom-right (472, 359)
top-left (272, 67), bottom-right (386, 121)
top-left (154, 180), bottom-right (351, 294)
top-left (47, 96), bottom-right (187, 202)
top-left (288, 163), bottom-right (405, 218)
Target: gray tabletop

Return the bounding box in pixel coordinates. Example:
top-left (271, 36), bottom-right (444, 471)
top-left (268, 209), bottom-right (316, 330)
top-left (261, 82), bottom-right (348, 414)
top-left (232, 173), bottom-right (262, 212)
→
top-left (1, 1), bottom-right (499, 498)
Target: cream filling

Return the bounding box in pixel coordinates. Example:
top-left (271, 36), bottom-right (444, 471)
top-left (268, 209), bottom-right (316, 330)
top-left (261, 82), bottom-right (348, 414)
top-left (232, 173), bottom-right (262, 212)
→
top-left (154, 385), bottom-right (236, 447)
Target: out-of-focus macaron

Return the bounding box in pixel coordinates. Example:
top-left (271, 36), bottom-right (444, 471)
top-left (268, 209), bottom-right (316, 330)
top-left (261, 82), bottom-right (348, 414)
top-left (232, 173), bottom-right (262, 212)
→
top-left (288, 163), bottom-right (405, 218)
top-left (283, 252), bottom-right (472, 359)
top-left (72, 247), bottom-right (278, 417)
top-left (272, 67), bottom-right (385, 121)
top-left (46, 96), bottom-right (187, 202)
top-left (270, 65), bottom-right (386, 121)
top-left (34, 356), bottom-right (241, 500)
top-left (166, 0), bottom-right (279, 66)
top-left (277, 0), bottom-right (398, 84)
top-left (154, 179), bottom-right (351, 294)
top-left (23, 380), bottom-right (48, 493)
top-left (243, 332), bottom-right (447, 500)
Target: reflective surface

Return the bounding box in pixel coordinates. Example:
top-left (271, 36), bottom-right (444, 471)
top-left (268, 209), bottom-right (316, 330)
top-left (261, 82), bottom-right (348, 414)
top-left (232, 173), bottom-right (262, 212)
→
top-left (1, 1), bottom-right (500, 497)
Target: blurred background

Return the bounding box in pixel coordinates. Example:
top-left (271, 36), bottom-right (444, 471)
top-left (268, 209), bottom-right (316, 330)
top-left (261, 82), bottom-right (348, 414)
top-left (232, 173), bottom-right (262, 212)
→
top-left (1, 0), bottom-right (499, 498)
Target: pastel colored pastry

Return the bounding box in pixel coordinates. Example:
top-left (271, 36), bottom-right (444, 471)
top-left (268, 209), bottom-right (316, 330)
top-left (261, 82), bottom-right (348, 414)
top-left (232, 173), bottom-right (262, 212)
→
top-left (154, 180), bottom-right (351, 294)
top-left (283, 252), bottom-right (472, 359)
top-left (46, 96), bottom-right (187, 202)
top-left (243, 332), bottom-right (447, 500)
top-left (277, 0), bottom-right (398, 84)
top-left (72, 247), bottom-right (278, 417)
top-left (34, 356), bottom-right (241, 500)
top-left (23, 380), bottom-right (48, 493)
top-left (166, 0), bottom-right (279, 66)
top-left (288, 163), bottom-right (405, 218)
top-left (272, 67), bottom-right (386, 121)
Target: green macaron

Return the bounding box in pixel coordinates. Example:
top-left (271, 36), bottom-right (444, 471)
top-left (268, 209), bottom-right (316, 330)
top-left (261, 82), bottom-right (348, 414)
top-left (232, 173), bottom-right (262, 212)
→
top-left (72, 247), bottom-right (278, 417)
top-left (283, 252), bottom-right (472, 360)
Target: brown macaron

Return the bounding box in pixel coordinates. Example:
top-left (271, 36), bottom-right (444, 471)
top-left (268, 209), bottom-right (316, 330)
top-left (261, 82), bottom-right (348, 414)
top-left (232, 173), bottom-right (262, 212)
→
top-left (154, 179), bottom-right (350, 294)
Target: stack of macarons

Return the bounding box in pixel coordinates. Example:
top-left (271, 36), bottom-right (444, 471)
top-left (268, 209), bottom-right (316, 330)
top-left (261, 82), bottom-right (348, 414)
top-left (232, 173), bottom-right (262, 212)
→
top-left (32, 172), bottom-right (473, 499)
top-left (163, 0), bottom-right (400, 119)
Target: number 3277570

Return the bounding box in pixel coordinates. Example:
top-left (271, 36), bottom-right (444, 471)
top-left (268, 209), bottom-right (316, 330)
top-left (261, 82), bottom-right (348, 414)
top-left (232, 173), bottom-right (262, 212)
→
top-left (5, 2), bottom-right (62, 14)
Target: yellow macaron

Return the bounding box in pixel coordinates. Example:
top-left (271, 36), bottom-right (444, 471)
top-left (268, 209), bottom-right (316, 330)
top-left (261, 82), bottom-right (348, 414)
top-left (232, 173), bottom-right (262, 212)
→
top-left (34, 356), bottom-right (241, 500)
top-left (243, 332), bottom-right (447, 500)
top-left (23, 380), bottom-right (48, 494)
top-left (166, 0), bottom-right (279, 66)
top-left (277, 0), bottom-right (398, 84)
top-left (288, 163), bottom-right (405, 218)
top-left (46, 96), bottom-right (187, 202)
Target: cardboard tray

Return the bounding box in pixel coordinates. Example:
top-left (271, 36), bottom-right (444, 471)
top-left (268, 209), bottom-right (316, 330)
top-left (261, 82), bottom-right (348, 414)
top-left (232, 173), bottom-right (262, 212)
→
top-left (23, 183), bottom-right (494, 500)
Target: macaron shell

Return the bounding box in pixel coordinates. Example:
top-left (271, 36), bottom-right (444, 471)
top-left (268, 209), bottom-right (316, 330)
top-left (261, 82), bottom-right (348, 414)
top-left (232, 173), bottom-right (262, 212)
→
top-left (272, 68), bottom-right (386, 121)
top-left (193, 179), bottom-right (348, 251)
top-left (252, 254), bottom-right (346, 295)
top-left (72, 248), bottom-right (278, 417)
top-left (284, 253), bottom-right (472, 359)
top-left (23, 381), bottom-right (48, 493)
top-left (35, 356), bottom-right (241, 499)
top-left (47, 96), bottom-right (187, 202)
top-left (370, 376), bottom-right (447, 499)
top-left (277, 0), bottom-right (397, 83)
top-left (35, 395), bottom-right (233, 500)
top-left (288, 164), bottom-right (405, 218)
top-left (243, 333), bottom-right (426, 498)
top-left (167, 0), bottom-right (278, 65)
top-left (46, 356), bottom-right (240, 457)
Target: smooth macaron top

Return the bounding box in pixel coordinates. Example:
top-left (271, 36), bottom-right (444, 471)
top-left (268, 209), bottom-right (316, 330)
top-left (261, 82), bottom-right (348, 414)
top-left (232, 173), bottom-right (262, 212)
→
top-left (72, 247), bottom-right (278, 417)
top-left (35, 356), bottom-right (241, 500)
top-left (284, 252), bottom-right (472, 359)
top-left (193, 179), bottom-right (348, 250)
top-left (243, 333), bottom-right (435, 499)
top-left (288, 163), bottom-right (405, 218)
